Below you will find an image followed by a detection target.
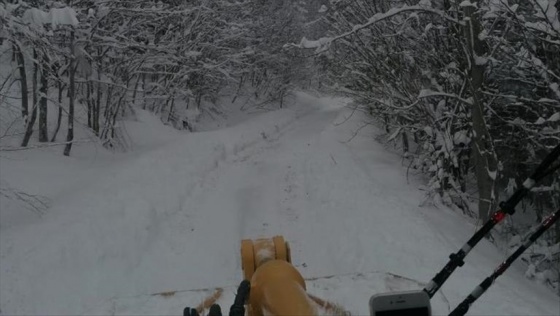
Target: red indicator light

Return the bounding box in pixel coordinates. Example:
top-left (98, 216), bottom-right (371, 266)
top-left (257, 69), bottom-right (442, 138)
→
top-left (492, 211), bottom-right (506, 223)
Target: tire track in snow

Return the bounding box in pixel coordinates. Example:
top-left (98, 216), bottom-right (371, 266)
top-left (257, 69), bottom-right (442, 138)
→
top-left (141, 103), bottom-right (332, 291)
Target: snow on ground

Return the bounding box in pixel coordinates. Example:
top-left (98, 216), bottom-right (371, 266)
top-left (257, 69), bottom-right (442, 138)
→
top-left (1, 92), bottom-right (558, 316)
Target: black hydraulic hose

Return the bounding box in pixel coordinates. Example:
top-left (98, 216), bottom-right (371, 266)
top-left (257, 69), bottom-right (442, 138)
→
top-left (229, 280), bottom-right (250, 316)
top-left (208, 304), bottom-right (222, 316)
top-left (184, 307), bottom-right (199, 316)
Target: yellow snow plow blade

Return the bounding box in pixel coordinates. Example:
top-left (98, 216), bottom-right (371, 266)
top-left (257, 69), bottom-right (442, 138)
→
top-left (241, 235), bottom-right (329, 316)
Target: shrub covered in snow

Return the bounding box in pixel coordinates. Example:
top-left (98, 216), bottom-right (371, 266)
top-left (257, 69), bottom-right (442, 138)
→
top-left (313, 0), bottom-right (560, 293)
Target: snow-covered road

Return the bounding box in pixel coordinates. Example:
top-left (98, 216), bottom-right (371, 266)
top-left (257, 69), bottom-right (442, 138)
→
top-left (1, 92), bottom-right (558, 315)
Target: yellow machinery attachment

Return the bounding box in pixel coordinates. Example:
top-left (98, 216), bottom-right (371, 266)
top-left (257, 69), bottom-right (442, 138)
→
top-left (241, 235), bottom-right (317, 316)
top-left (181, 235), bottom-right (348, 316)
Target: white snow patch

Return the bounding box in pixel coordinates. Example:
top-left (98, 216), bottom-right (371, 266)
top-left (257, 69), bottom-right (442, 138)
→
top-left (453, 130), bottom-right (470, 145)
top-left (22, 8), bottom-right (50, 25)
top-left (474, 55), bottom-right (488, 66)
top-left (22, 7), bottom-right (79, 28)
top-left (487, 169), bottom-right (497, 180)
top-left (548, 112), bottom-right (560, 122)
top-left (256, 248), bottom-right (274, 264)
top-left (298, 37), bottom-right (332, 51)
top-left (534, 117), bottom-right (546, 125)
top-left (550, 83), bottom-right (560, 99)
top-left (459, 1), bottom-right (477, 8)
top-left (49, 7), bottom-right (79, 27)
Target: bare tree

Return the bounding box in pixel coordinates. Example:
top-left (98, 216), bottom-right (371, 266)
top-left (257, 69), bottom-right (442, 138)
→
top-left (63, 31), bottom-right (75, 156)
top-left (463, 1), bottom-right (498, 220)
top-left (21, 49), bottom-right (38, 147)
top-left (38, 55), bottom-right (48, 142)
top-left (13, 42), bottom-right (29, 123)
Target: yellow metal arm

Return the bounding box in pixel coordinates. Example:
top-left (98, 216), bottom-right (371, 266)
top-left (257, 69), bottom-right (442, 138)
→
top-left (241, 236), bottom-right (316, 316)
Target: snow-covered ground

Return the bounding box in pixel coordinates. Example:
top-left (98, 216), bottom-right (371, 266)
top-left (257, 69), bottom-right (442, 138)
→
top-left (1, 92), bottom-right (558, 315)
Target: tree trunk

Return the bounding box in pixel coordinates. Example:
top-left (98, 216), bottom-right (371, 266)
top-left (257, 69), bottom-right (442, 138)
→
top-left (463, 4), bottom-right (498, 221)
top-left (64, 31), bottom-right (75, 156)
top-left (132, 74), bottom-right (141, 105)
top-left (39, 58), bottom-right (48, 142)
top-left (21, 50), bottom-right (38, 147)
top-left (167, 96), bottom-right (175, 123)
top-left (33, 50), bottom-right (37, 120)
top-left (51, 80), bottom-right (63, 142)
top-left (142, 73), bottom-right (147, 109)
top-left (400, 117), bottom-right (409, 153)
top-left (196, 93), bottom-right (202, 109)
top-left (87, 81), bottom-right (92, 128)
top-left (231, 75), bottom-right (245, 103)
top-left (95, 70), bottom-right (102, 136)
top-left (104, 85), bottom-right (113, 118)
top-left (111, 93), bottom-right (126, 137)
top-left (279, 89), bottom-right (285, 109)
top-left (14, 43), bottom-right (28, 123)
